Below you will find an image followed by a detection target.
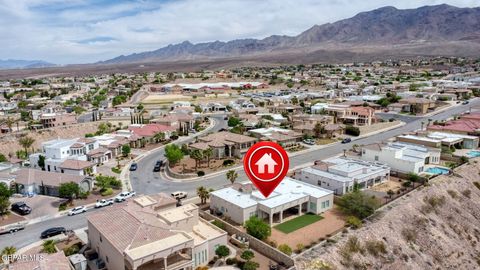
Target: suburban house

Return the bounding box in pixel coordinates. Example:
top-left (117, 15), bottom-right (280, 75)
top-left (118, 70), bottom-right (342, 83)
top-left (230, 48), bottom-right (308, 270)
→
top-left (249, 127), bottom-right (303, 147)
top-left (389, 98), bottom-right (436, 115)
top-left (13, 168), bottom-right (94, 196)
top-left (29, 138), bottom-right (101, 175)
top-left (128, 123), bottom-right (177, 141)
top-left (150, 114), bottom-right (194, 134)
top-left (397, 132), bottom-right (479, 149)
top-left (210, 177), bottom-right (334, 226)
top-left (268, 104), bottom-right (303, 115)
top-left (40, 112), bottom-right (77, 128)
top-left (87, 193), bottom-right (227, 270)
top-left (325, 104), bottom-right (375, 126)
top-left (189, 131), bottom-right (257, 159)
top-left (295, 157), bottom-right (390, 195)
top-left (428, 113), bottom-right (480, 135)
top-left (360, 142), bottom-right (441, 174)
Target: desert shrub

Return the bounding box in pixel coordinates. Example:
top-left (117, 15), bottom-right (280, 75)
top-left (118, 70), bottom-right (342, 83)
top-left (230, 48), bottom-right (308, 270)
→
top-left (401, 228), bottom-right (417, 243)
top-left (58, 203), bottom-right (67, 211)
top-left (344, 236), bottom-right (364, 254)
top-left (278, 244), bottom-right (292, 255)
top-left (346, 216), bottom-right (362, 229)
top-left (111, 167), bottom-right (121, 174)
top-left (365, 240), bottom-right (387, 257)
top-left (64, 244), bottom-right (80, 256)
top-left (101, 188), bottom-right (113, 196)
top-left (474, 182), bottom-right (480, 190)
top-left (223, 159), bottom-right (235, 166)
top-left (462, 189), bottom-right (471, 198)
top-left (197, 171), bottom-right (205, 177)
top-left (447, 189), bottom-right (458, 199)
top-left (421, 195), bottom-right (446, 213)
top-left (295, 244), bottom-right (305, 253)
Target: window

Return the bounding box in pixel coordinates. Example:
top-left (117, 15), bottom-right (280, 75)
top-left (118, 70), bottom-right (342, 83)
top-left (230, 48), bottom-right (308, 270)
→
top-left (321, 201), bottom-right (325, 208)
top-left (325, 200), bottom-right (330, 207)
top-left (374, 155), bottom-right (379, 161)
top-left (317, 180), bottom-right (321, 186)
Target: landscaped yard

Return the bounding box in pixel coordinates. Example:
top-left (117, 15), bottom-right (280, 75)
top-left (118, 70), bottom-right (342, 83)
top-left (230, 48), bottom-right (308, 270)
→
top-left (316, 138), bottom-right (336, 145)
top-left (274, 213), bottom-right (323, 234)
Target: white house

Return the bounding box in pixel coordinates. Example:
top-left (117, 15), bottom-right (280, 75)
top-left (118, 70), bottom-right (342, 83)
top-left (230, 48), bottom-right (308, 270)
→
top-left (296, 157), bottom-right (391, 195)
top-left (210, 177), bottom-right (333, 226)
top-left (360, 142), bottom-right (441, 174)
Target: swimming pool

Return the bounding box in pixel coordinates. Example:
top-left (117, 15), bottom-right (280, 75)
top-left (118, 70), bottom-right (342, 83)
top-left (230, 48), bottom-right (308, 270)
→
top-left (467, 151), bottom-right (480, 158)
top-left (426, 167), bottom-right (450, 175)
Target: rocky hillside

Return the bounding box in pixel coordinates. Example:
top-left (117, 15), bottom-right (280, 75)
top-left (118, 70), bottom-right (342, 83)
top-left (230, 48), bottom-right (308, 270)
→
top-left (102, 4), bottom-right (480, 64)
top-left (296, 159), bottom-right (480, 270)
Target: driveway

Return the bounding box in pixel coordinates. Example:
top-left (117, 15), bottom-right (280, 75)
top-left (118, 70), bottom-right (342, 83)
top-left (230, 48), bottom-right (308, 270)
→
top-left (10, 195), bottom-right (64, 220)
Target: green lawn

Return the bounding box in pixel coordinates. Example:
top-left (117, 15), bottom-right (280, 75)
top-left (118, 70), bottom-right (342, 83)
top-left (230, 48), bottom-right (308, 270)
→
top-left (274, 213), bottom-right (323, 234)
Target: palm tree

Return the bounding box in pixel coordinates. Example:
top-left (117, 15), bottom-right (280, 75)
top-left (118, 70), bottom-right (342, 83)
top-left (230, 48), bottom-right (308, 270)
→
top-left (190, 149), bottom-right (204, 170)
top-left (197, 186), bottom-right (210, 204)
top-left (226, 170), bottom-right (238, 185)
top-left (5, 117), bottom-right (15, 133)
top-left (203, 148), bottom-right (214, 168)
top-left (1, 246), bottom-right (16, 263)
top-left (18, 136), bottom-right (35, 156)
top-left (154, 132), bottom-right (165, 143)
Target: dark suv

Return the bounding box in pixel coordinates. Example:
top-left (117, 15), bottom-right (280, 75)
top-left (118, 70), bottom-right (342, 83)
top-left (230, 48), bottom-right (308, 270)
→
top-left (153, 160), bottom-right (163, 172)
top-left (41, 227), bottom-right (66, 239)
top-left (11, 202), bottom-right (32, 215)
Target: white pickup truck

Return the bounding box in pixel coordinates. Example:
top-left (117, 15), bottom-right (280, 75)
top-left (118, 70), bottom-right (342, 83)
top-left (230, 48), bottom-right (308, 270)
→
top-left (95, 199), bottom-right (114, 208)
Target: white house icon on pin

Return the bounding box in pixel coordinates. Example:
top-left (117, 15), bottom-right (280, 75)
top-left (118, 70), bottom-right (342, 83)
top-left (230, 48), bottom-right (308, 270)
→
top-left (255, 153), bottom-right (278, 174)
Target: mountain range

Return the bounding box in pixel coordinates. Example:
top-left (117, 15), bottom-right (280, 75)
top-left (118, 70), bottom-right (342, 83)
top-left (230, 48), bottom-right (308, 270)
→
top-left (101, 4), bottom-right (480, 65)
top-left (0, 59), bottom-right (56, 70)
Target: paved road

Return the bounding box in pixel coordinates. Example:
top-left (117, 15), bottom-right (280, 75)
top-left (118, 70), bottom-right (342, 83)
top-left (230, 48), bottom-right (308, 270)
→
top-left (1, 100), bottom-right (478, 250)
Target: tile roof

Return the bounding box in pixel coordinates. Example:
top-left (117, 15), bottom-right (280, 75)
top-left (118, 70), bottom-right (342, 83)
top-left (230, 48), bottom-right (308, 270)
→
top-left (14, 168), bottom-right (87, 187)
top-left (128, 124), bottom-right (176, 137)
top-left (59, 159), bottom-right (95, 170)
top-left (8, 251), bottom-right (71, 270)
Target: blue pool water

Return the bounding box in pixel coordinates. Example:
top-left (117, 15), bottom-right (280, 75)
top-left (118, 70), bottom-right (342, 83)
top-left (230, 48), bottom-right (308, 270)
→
top-left (467, 151), bottom-right (480, 158)
top-left (426, 167), bottom-right (450, 175)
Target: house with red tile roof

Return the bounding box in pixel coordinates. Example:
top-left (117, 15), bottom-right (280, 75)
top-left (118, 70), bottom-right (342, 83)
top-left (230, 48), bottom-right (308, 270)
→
top-left (428, 114), bottom-right (480, 135)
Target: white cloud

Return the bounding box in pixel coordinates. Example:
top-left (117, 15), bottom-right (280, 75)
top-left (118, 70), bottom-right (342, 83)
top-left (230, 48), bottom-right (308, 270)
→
top-left (0, 0), bottom-right (477, 64)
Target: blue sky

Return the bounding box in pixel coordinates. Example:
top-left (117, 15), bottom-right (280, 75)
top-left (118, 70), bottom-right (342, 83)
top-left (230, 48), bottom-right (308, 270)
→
top-left (0, 0), bottom-right (478, 64)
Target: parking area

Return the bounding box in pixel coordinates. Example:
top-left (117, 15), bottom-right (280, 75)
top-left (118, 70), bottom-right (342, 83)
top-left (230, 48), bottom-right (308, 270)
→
top-left (10, 195), bottom-right (64, 220)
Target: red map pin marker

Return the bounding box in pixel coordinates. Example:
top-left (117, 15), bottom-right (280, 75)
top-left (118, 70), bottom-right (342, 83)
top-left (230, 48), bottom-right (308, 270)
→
top-left (243, 141), bottom-right (289, 198)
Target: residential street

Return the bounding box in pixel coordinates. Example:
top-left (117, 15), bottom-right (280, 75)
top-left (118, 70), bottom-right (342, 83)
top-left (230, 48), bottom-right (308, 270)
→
top-left (0, 99), bottom-right (478, 250)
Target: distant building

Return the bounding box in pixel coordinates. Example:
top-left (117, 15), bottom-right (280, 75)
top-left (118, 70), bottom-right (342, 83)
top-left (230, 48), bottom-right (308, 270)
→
top-left (360, 142), bottom-right (441, 174)
top-left (189, 131), bottom-right (257, 159)
top-left (40, 113), bottom-right (77, 128)
top-left (210, 177), bottom-right (333, 225)
top-left (296, 157), bottom-right (390, 195)
top-left (249, 127), bottom-right (303, 147)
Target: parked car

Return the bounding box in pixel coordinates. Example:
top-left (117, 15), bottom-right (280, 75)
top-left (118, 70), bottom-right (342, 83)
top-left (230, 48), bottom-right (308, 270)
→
top-left (95, 199), bottom-right (114, 208)
top-left (153, 160), bottom-right (163, 172)
top-left (0, 223), bottom-right (25, 235)
top-left (302, 139), bottom-right (315, 145)
top-left (11, 202), bottom-right (32, 215)
top-left (114, 191), bottom-right (136, 202)
top-left (41, 227), bottom-right (66, 239)
top-left (462, 100), bottom-right (469, 105)
top-left (341, 138), bottom-right (352, 144)
top-left (68, 206), bottom-right (87, 216)
top-left (171, 191), bottom-right (188, 200)
top-left (129, 163), bottom-right (138, 171)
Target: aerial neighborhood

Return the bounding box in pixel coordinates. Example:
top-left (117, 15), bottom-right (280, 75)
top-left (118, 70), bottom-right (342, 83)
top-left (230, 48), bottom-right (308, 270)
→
top-left (0, 55), bottom-right (479, 270)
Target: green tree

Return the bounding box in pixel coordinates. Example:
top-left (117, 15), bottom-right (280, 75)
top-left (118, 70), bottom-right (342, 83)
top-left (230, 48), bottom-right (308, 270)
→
top-left (203, 148), bottom-right (213, 168)
top-left (42, 240), bottom-right (56, 254)
top-left (226, 170), bottom-right (238, 185)
top-left (278, 244), bottom-right (292, 255)
top-left (291, 96), bottom-right (299, 105)
top-left (122, 145), bottom-right (131, 157)
top-left (215, 245), bottom-right (230, 259)
top-left (240, 250), bottom-right (255, 261)
top-left (18, 136), bottom-right (35, 156)
top-left (190, 149), bottom-right (204, 170)
top-left (58, 182), bottom-right (80, 202)
top-left (137, 103), bottom-right (144, 111)
top-left (1, 246), bottom-right (17, 263)
top-left (38, 155), bottom-right (46, 170)
top-left (228, 117), bottom-right (241, 127)
top-left (337, 190), bottom-right (381, 219)
top-left (194, 105), bottom-right (203, 113)
top-left (0, 154), bottom-right (7, 162)
top-left (153, 132), bottom-right (165, 143)
top-left (313, 123), bottom-right (325, 138)
top-left (0, 196), bottom-right (10, 215)
top-left (95, 175), bottom-right (122, 191)
top-left (244, 216), bottom-right (271, 240)
top-left (243, 261), bottom-right (260, 270)
top-left (0, 182), bottom-right (12, 198)
top-left (196, 186), bottom-right (210, 204)
top-left (164, 144), bottom-right (184, 166)
top-left (345, 125), bottom-right (360, 136)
